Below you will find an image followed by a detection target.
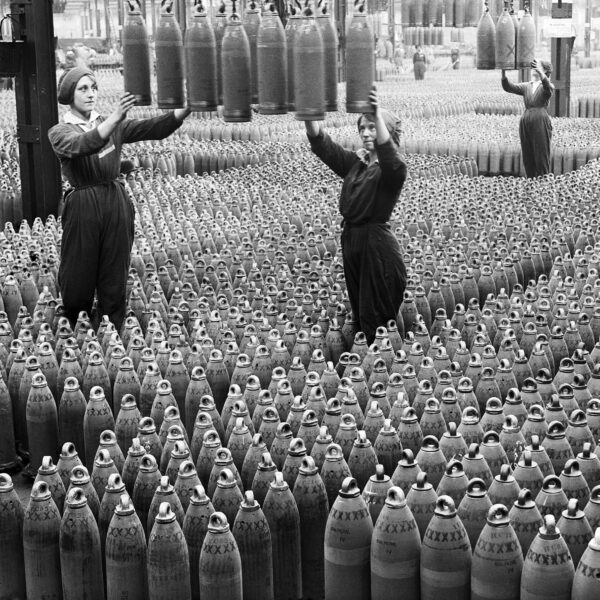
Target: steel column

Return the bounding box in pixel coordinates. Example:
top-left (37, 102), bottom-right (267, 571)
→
top-left (584, 0), bottom-right (591, 57)
top-left (10, 0), bottom-right (61, 221)
top-left (549, 0), bottom-right (573, 117)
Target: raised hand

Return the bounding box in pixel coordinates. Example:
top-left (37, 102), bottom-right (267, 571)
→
top-left (114, 93), bottom-right (137, 121)
top-left (304, 120), bottom-right (321, 137)
top-left (531, 59), bottom-right (544, 77)
top-left (368, 85), bottom-right (379, 117)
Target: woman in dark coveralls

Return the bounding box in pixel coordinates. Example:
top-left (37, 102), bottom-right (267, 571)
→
top-left (305, 87), bottom-right (407, 345)
top-left (501, 59), bottom-right (554, 178)
top-left (413, 45), bottom-right (427, 80)
top-left (48, 67), bottom-right (191, 330)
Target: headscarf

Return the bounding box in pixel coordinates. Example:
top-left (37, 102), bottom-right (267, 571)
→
top-left (357, 108), bottom-right (402, 146)
top-left (540, 61), bottom-right (553, 77)
top-left (57, 67), bottom-right (95, 105)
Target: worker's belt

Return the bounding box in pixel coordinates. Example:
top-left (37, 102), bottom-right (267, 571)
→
top-left (342, 220), bottom-right (387, 229)
top-left (71, 179), bottom-right (121, 192)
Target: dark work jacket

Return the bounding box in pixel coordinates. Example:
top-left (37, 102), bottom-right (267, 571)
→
top-left (307, 130), bottom-right (407, 224)
top-left (48, 112), bottom-right (181, 187)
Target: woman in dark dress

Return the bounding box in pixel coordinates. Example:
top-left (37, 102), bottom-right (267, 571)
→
top-left (48, 67), bottom-right (191, 330)
top-left (305, 87), bottom-right (407, 345)
top-left (501, 59), bottom-right (554, 178)
top-left (413, 45), bottom-right (427, 80)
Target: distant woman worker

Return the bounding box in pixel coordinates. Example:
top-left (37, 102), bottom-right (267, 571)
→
top-left (305, 87), bottom-right (407, 344)
top-left (413, 45), bottom-right (427, 80)
top-left (501, 59), bottom-right (554, 178)
top-left (48, 67), bottom-right (191, 330)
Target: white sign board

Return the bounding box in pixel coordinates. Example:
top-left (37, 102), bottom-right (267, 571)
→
top-left (546, 18), bottom-right (573, 38)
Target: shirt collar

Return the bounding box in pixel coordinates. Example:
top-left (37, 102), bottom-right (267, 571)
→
top-left (356, 148), bottom-right (378, 165)
top-left (63, 110), bottom-right (101, 130)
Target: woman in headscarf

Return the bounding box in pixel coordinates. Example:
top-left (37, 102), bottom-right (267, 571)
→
top-left (304, 86), bottom-right (407, 344)
top-left (48, 67), bottom-right (191, 330)
top-left (501, 58), bottom-right (554, 178)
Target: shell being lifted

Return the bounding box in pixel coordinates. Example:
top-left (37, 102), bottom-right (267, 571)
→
top-left (257, 3), bottom-right (288, 115)
top-left (155, 10), bottom-right (185, 109)
top-left (516, 8), bottom-right (536, 68)
top-left (243, 1), bottom-right (262, 104)
top-left (185, 4), bottom-right (218, 112)
top-left (477, 8), bottom-right (496, 70)
top-left (222, 15), bottom-right (252, 122)
top-left (317, 7), bottom-right (338, 112)
top-left (495, 7), bottom-right (516, 70)
top-left (122, 6), bottom-right (152, 105)
top-left (345, 6), bottom-right (374, 113)
top-left (293, 9), bottom-right (325, 121)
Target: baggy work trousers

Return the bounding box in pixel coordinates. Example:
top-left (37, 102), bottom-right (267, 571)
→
top-left (58, 180), bottom-right (135, 330)
top-left (341, 222), bottom-right (407, 345)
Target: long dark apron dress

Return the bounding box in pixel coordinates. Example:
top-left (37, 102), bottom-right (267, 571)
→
top-left (502, 75), bottom-right (554, 178)
top-left (48, 112), bottom-right (183, 330)
top-left (308, 130), bottom-right (407, 345)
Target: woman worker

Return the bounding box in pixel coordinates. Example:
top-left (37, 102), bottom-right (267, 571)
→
top-left (413, 45), bottom-right (427, 80)
top-left (48, 67), bottom-right (191, 331)
top-left (305, 87), bottom-right (407, 345)
top-left (501, 59), bottom-right (554, 178)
